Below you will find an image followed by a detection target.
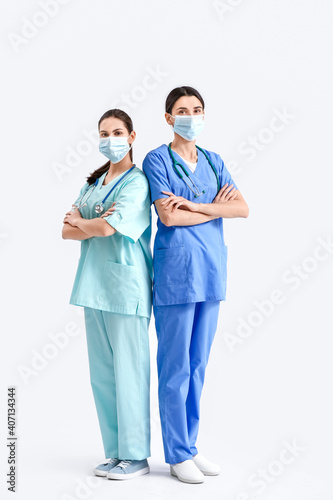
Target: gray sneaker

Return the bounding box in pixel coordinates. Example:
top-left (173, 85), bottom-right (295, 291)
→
top-left (107, 459), bottom-right (150, 480)
top-left (94, 458), bottom-right (120, 476)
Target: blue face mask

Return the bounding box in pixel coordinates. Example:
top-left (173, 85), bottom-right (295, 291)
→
top-left (170, 114), bottom-right (205, 141)
top-left (99, 136), bottom-right (132, 163)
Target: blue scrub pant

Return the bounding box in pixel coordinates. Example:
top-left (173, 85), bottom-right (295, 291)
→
top-left (84, 307), bottom-right (151, 460)
top-left (153, 300), bottom-right (220, 464)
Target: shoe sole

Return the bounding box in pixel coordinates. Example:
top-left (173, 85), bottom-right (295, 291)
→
top-left (201, 471), bottom-right (220, 476)
top-left (94, 465), bottom-right (120, 477)
top-left (107, 466), bottom-right (150, 480)
top-left (170, 468), bottom-right (204, 484)
top-left (94, 470), bottom-right (108, 477)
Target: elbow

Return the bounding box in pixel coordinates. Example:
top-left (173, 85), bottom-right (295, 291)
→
top-left (101, 222), bottom-right (115, 237)
top-left (101, 227), bottom-right (111, 237)
top-left (242, 203), bottom-right (249, 218)
top-left (161, 212), bottom-right (173, 227)
top-left (62, 226), bottom-right (69, 239)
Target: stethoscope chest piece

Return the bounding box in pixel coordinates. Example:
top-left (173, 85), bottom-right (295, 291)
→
top-left (95, 203), bottom-right (104, 214)
top-left (194, 190), bottom-right (206, 198)
top-left (73, 165), bottom-right (136, 216)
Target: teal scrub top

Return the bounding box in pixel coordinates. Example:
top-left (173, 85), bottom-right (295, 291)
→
top-left (142, 144), bottom-right (238, 307)
top-left (69, 166), bottom-right (153, 319)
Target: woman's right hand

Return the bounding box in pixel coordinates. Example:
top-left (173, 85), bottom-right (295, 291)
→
top-left (101, 202), bottom-right (116, 218)
top-left (213, 183), bottom-right (237, 203)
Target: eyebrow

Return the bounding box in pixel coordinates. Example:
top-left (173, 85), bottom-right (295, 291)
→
top-left (99, 128), bottom-right (123, 134)
top-left (175, 106), bottom-right (203, 111)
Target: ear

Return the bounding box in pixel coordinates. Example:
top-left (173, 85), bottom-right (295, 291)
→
top-left (165, 112), bottom-right (174, 126)
top-left (128, 130), bottom-right (136, 144)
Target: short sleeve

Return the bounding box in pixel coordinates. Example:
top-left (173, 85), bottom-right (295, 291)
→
top-left (104, 175), bottom-right (151, 244)
top-left (219, 157), bottom-right (238, 191)
top-left (142, 152), bottom-right (171, 204)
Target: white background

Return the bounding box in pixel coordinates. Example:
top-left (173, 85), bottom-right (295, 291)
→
top-left (1, 0), bottom-right (333, 499)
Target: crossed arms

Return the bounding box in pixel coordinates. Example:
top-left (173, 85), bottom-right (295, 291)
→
top-left (62, 183), bottom-right (249, 240)
top-left (155, 183), bottom-right (249, 227)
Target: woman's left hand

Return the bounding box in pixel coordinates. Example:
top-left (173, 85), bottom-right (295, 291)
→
top-left (63, 206), bottom-right (83, 226)
top-left (101, 202), bottom-right (116, 218)
top-left (161, 191), bottom-right (198, 213)
top-left (213, 183), bottom-right (238, 203)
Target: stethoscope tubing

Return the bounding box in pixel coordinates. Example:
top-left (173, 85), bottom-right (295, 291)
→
top-left (74, 165), bottom-right (135, 214)
top-left (168, 143), bottom-right (220, 197)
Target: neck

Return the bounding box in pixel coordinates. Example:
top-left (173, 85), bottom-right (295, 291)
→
top-left (171, 135), bottom-right (197, 161)
top-left (107, 155), bottom-right (133, 178)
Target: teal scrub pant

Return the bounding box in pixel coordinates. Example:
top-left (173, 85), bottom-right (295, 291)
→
top-left (153, 300), bottom-right (220, 464)
top-left (84, 307), bottom-right (151, 460)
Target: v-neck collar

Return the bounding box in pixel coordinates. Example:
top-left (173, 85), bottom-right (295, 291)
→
top-left (168, 145), bottom-right (203, 178)
top-left (99, 166), bottom-right (136, 188)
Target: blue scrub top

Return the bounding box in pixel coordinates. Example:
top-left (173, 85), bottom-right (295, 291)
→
top-left (69, 166), bottom-right (153, 319)
top-left (142, 144), bottom-right (238, 307)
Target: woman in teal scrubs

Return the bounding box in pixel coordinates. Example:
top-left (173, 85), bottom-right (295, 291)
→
top-left (142, 87), bottom-right (249, 484)
top-left (62, 109), bottom-right (152, 481)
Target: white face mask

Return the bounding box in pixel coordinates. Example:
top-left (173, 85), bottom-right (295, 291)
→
top-left (99, 136), bottom-right (132, 163)
top-left (169, 114), bottom-right (205, 141)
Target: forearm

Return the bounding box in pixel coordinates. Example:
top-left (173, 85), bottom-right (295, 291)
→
top-left (164, 209), bottom-right (219, 227)
top-left (76, 217), bottom-right (116, 237)
top-left (62, 223), bottom-right (91, 241)
top-left (196, 200), bottom-right (249, 218)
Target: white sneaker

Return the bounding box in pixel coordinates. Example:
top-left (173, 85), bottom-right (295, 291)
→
top-left (170, 459), bottom-right (205, 484)
top-left (192, 454), bottom-right (221, 476)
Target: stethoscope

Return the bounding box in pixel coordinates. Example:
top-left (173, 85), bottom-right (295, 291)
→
top-left (73, 165), bottom-right (135, 214)
top-left (168, 143), bottom-right (220, 197)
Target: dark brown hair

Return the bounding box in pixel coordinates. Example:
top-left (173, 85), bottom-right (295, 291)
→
top-left (165, 86), bottom-right (205, 115)
top-left (86, 109), bottom-right (134, 185)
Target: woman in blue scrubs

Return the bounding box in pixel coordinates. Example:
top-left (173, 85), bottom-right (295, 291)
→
top-left (142, 87), bottom-right (249, 484)
top-left (62, 109), bottom-right (152, 480)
